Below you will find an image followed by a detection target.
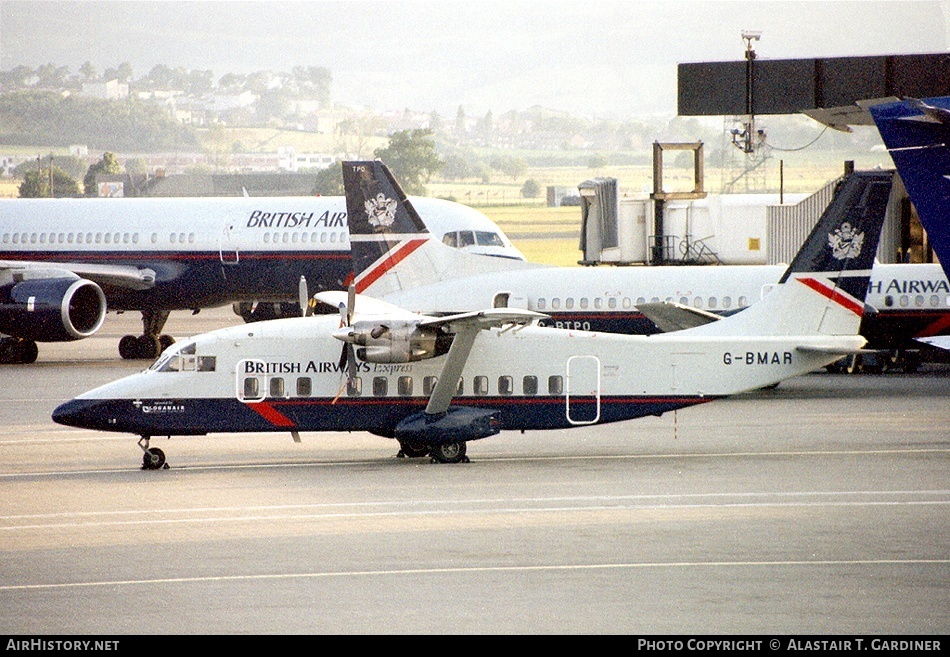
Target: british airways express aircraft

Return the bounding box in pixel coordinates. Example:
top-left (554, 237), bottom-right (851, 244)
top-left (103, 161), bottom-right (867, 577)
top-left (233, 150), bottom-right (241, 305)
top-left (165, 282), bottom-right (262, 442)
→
top-left (52, 157), bottom-right (886, 468)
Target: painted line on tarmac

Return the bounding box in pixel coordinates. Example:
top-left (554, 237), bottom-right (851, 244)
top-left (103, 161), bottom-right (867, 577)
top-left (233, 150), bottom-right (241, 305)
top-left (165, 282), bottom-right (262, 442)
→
top-left (3, 559), bottom-right (949, 592)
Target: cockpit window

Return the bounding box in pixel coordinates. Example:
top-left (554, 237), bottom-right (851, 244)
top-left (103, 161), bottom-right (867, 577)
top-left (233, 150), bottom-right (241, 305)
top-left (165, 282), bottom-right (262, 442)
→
top-left (442, 232), bottom-right (458, 247)
top-left (458, 231), bottom-right (476, 247)
top-left (149, 341), bottom-right (215, 373)
top-left (476, 231), bottom-right (505, 247)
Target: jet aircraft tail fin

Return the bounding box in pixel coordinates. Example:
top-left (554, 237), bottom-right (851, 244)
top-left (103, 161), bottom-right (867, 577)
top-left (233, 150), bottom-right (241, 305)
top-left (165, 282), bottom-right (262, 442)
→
top-left (689, 169), bottom-right (893, 338)
top-left (867, 96), bottom-right (950, 272)
top-left (342, 160), bottom-right (540, 298)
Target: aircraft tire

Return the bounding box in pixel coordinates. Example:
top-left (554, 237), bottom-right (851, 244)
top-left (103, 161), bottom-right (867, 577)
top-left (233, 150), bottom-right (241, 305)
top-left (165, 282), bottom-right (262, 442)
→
top-left (136, 335), bottom-right (162, 360)
top-left (0, 338), bottom-right (38, 364)
top-left (20, 340), bottom-right (38, 364)
top-left (142, 447), bottom-right (166, 470)
top-left (398, 440), bottom-right (431, 458)
top-left (430, 441), bottom-right (468, 464)
top-left (119, 335), bottom-right (139, 360)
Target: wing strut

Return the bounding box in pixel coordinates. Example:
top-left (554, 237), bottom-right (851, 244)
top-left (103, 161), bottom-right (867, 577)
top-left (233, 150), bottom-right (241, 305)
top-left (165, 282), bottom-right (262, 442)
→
top-left (425, 324), bottom-right (480, 416)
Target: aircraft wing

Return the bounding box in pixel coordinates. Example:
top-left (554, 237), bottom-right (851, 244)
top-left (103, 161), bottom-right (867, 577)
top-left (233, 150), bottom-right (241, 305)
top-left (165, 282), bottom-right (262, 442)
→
top-left (637, 301), bottom-right (721, 332)
top-left (0, 260), bottom-right (156, 291)
top-left (418, 307), bottom-right (548, 332)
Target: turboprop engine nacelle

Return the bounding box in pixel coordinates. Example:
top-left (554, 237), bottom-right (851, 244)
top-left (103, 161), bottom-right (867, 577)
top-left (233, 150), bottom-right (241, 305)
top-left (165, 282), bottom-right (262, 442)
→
top-left (334, 318), bottom-right (450, 364)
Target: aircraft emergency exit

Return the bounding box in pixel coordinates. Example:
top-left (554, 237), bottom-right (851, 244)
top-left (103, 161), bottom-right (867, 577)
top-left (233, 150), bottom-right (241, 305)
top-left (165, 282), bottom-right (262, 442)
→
top-left (0, 194), bottom-right (522, 364)
top-left (53, 157), bottom-right (887, 468)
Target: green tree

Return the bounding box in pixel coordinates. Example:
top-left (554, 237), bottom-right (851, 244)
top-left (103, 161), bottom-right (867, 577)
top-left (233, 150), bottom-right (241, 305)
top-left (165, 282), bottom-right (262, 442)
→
top-left (19, 167), bottom-right (80, 198)
top-left (490, 154), bottom-right (527, 180)
top-left (84, 152), bottom-right (122, 196)
top-left (311, 164), bottom-right (343, 196)
top-left (373, 128), bottom-right (443, 195)
top-left (521, 179), bottom-right (540, 199)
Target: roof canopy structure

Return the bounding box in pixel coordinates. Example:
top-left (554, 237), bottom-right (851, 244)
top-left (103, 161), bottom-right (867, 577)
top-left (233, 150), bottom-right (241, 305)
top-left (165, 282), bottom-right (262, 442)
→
top-left (678, 53), bottom-right (950, 122)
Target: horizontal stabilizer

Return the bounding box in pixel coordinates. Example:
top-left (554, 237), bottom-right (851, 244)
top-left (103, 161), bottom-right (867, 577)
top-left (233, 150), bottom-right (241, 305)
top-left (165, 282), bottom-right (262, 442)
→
top-left (795, 344), bottom-right (874, 356)
top-left (916, 336), bottom-right (950, 351)
top-left (313, 290), bottom-right (415, 319)
top-left (637, 301), bottom-right (721, 332)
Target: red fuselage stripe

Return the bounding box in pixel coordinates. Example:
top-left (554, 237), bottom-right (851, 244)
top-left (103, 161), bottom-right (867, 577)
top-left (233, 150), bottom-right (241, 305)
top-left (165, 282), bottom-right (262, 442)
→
top-left (247, 401), bottom-right (296, 427)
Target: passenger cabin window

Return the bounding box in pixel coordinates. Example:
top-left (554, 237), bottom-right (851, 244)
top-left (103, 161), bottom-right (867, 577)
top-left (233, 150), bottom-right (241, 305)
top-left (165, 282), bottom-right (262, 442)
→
top-left (498, 376), bottom-right (513, 396)
top-left (373, 377), bottom-right (388, 397)
top-left (269, 377), bottom-right (285, 398)
top-left (244, 378), bottom-right (260, 399)
top-left (297, 377), bottom-right (312, 397)
top-left (398, 376), bottom-right (413, 396)
top-left (523, 376), bottom-right (538, 396)
top-left (474, 376), bottom-right (489, 396)
top-left (424, 376), bottom-right (438, 396)
top-left (548, 375), bottom-right (563, 395)
top-left (347, 377), bottom-right (362, 397)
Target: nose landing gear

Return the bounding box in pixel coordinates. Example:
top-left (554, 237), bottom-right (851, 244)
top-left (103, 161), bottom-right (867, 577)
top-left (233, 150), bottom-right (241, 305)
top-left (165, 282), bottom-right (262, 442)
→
top-left (138, 436), bottom-right (168, 470)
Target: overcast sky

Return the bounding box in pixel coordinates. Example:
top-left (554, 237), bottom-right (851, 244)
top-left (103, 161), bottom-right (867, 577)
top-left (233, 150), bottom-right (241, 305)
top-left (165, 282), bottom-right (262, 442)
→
top-left (1, 1), bottom-right (947, 118)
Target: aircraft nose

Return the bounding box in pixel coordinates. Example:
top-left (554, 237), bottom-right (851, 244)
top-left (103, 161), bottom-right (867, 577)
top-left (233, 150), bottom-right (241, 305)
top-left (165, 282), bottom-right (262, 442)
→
top-left (52, 398), bottom-right (109, 430)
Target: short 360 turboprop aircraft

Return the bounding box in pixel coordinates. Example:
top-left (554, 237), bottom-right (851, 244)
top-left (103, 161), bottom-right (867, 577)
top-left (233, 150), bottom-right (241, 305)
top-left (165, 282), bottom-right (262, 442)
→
top-left (53, 160), bottom-right (888, 468)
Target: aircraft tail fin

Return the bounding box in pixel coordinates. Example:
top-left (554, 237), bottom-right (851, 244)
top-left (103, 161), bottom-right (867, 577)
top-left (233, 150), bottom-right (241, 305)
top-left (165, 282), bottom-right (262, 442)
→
top-left (341, 160), bottom-right (431, 295)
top-left (692, 169), bottom-right (893, 338)
top-left (868, 96), bottom-right (950, 271)
top-left (342, 160), bottom-right (539, 298)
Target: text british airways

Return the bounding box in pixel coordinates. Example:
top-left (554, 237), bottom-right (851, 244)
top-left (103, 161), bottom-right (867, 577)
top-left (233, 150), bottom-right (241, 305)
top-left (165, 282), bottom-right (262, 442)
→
top-left (246, 210), bottom-right (347, 228)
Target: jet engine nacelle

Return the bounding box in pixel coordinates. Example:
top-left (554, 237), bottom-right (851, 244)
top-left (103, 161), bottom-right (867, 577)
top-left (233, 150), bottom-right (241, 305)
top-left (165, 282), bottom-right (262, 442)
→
top-left (348, 319), bottom-right (448, 364)
top-left (0, 277), bottom-right (107, 342)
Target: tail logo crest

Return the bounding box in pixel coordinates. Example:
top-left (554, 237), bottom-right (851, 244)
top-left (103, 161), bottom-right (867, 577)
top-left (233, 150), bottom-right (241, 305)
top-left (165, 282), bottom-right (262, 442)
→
top-left (828, 222), bottom-right (865, 260)
top-left (365, 193), bottom-right (398, 231)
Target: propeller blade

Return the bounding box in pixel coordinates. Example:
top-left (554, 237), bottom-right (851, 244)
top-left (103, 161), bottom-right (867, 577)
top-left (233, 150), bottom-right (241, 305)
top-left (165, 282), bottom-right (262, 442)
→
top-left (346, 283), bottom-right (356, 325)
top-left (338, 342), bottom-right (349, 371)
top-left (298, 276), bottom-right (310, 317)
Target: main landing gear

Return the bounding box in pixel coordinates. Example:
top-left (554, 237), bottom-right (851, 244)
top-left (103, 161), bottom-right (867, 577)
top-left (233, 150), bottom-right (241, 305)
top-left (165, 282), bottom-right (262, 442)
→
top-left (0, 337), bottom-right (38, 364)
top-left (138, 436), bottom-right (168, 470)
top-left (398, 439), bottom-right (469, 464)
top-left (119, 310), bottom-right (175, 360)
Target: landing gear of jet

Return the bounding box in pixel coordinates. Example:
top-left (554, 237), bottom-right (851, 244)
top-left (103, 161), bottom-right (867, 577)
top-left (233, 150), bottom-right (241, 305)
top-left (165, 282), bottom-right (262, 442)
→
top-left (120, 310), bottom-right (175, 360)
top-left (397, 439), bottom-right (431, 458)
top-left (236, 301), bottom-right (304, 323)
top-left (429, 441), bottom-right (469, 464)
top-left (138, 437), bottom-right (168, 470)
top-left (0, 337), bottom-right (38, 364)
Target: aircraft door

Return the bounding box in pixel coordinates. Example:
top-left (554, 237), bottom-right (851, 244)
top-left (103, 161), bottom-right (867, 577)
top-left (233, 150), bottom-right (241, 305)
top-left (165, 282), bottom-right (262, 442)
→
top-left (566, 355), bottom-right (600, 425)
top-left (236, 359), bottom-right (266, 402)
top-left (219, 222), bottom-right (240, 265)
